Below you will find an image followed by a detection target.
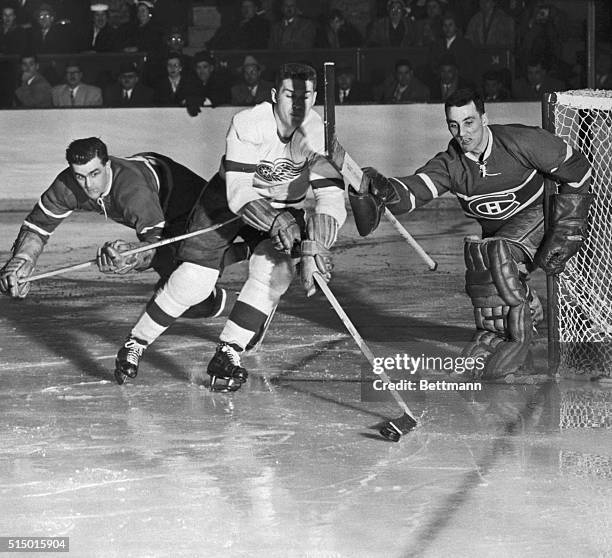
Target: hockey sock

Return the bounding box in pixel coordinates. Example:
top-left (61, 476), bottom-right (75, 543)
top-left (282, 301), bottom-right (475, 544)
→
top-left (131, 262), bottom-right (219, 344)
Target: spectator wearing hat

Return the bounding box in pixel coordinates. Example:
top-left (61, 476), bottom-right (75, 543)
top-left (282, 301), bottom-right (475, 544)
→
top-left (117, 0), bottom-right (163, 55)
top-left (31, 2), bottom-right (73, 54)
top-left (51, 61), bottom-right (103, 107)
top-left (104, 60), bottom-right (154, 106)
top-left (152, 53), bottom-right (193, 106)
top-left (367, 0), bottom-right (417, 48)
top-left (335, 66), bottom-right (371, 104)
top-left (1, 3), bottom-right (29, 54)
top-left (268, 0), bottom-right (316, 50)
top-left (315, 8), bottom-right (362, 48)
top-left (184, 50), bottom-right (230, 115)
top-left (230, 55), bottom-right (272, 106)
top-left (78, 3), bottom-right (117, 52)
top-left (14, 53), bottom-right (52, 107)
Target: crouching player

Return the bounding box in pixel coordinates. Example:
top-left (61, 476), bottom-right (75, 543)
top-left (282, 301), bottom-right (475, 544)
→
top-left (0, 138), bottom-right (227, 316)
top-left (114, 62), bottom-right (346, 388)
top-left (350, 88), bottom-right (592, 343)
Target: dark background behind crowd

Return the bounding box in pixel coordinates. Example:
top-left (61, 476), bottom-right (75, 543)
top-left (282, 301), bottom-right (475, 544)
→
top-left (1, 0), bottom-right (611, 111)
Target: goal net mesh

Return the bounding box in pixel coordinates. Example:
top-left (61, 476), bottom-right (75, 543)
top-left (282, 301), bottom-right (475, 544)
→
top-left (551, 90), bottom-right (612, 377)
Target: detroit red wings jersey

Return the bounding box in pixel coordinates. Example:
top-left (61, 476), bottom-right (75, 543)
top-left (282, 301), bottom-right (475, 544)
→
top-left (221, 102), bottom-right (346, 226)
top-left (23, 156), bottom-right (174, 243)
top-left (389, 124), bottom-right (591, 235)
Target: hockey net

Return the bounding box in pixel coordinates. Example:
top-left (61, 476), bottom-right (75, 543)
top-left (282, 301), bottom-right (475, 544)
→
top-left (547, 90), bottom-right (612, 377)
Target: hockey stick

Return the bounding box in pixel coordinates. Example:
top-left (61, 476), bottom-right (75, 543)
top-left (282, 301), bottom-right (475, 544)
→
top-left (313, 272), bottom-right (417, 441)
top-left (323, 62), bottom-right (438, 271)
top-left (21, 216), bottom-right (241, 284)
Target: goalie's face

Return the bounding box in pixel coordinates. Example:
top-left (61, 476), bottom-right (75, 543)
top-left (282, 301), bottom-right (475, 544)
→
top-left (272, 78), bottom-right (316, 129)
top-left (71, 156), bottom-right (111, 200)
top-left (446, 101), bottom-right (488, 155)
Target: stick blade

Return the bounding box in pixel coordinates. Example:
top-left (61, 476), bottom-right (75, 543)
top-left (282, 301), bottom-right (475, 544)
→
top-left (380, 413), bottom-right (418, 442)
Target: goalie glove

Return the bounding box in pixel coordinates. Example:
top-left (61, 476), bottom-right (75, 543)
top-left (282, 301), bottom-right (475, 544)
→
top-left (349, 167), bottom-right (400, 237)
top-left (0, 226), bottom-right (45, 299)
top-left (96, 240), bottom-right (155, 274)
top-left (300, 213), bottom-right (338, 297)
top-left (240, 198), bottom-right (303, 254)
top-left (535, 193), bottom-right (594, 275)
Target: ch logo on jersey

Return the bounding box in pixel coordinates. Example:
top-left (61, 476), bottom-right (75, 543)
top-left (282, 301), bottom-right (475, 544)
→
top-left (467, 192), bottom-right (521, 219)
top-left (256, 158), bottom-right (307, 183)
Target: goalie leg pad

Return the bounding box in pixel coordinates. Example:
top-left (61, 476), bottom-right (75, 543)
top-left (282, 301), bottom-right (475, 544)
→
top-left (464, 236), bottom-right (533, 342)
top-left (348, 188), bottom-right (385, 237)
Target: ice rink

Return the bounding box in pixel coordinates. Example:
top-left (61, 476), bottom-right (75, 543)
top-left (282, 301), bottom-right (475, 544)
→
top-left (1, 199), bottom-right (611, 558)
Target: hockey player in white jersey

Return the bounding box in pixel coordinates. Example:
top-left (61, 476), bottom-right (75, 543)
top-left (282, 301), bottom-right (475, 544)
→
top-left (114, 62), bottom-right (346, 388)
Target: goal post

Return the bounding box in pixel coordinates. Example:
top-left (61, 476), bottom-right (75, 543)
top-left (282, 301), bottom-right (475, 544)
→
top-left (542, 90), bottom-right (612, 378)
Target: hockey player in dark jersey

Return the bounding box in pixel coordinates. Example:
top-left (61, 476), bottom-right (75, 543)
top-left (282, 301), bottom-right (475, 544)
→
top-left (350, 88), bottom-right (592, 343)
top-left (113, 63), bottom-right (346, 389)
top-left (0, 137), bottom-right (227, 317)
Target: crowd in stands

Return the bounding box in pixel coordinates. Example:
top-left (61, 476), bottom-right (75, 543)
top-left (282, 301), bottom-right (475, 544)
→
top-left (1, 0), bottom-right (611, 110)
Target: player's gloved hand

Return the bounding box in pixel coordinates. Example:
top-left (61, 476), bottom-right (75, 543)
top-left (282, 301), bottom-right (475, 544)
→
top-left (96, 240), bottom-right (155, 274)
top-left (0, 256), bottom-right (35, 298)
top-left (270, 211), bottom-right (302, 254)
top-left (535, 193), bottom-right (593, 275)
top-left (360, 167), bottom-right (400, 204)
top-left (300, 240), bottom-right (333, 297)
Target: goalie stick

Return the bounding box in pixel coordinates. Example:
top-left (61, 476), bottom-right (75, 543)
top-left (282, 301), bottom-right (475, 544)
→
top-left (20, 216), bottom-right (241, 284)
top-left (323, 62), bottom-right (438, 271)
top-left (313, 272), bottom-right (418, 441)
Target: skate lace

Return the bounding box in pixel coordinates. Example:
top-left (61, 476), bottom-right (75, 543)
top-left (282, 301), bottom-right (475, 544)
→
top-left (220, 344), bottom-right (241, 366)
top-left (124, 338), bottom-right (146, 365)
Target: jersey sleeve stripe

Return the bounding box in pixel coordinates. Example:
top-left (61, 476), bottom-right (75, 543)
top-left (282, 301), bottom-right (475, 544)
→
top-left (37, 199), bottom-right (73, 219)
top-left (23, 220), bottom-right (52, 236)
top-left (416, 173), bottom-right (439, 198)
top-left (224, 159), bottom-right (257, 174)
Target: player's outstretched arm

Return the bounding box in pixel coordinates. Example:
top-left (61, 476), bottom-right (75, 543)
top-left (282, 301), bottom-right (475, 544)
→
top-left (0, 227), bottom-right (46, 298)
top-left (96, 240), bottom-right (156, 274)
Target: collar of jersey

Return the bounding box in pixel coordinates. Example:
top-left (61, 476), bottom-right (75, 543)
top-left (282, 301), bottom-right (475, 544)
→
top-left (465, 126), bottom-right (492, 163)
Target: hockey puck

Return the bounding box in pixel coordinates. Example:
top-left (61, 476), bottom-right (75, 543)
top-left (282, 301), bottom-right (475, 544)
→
top-left (379, 413), bottom-right (418, 442)
top-left (379, 424), bottom-right (401, 442)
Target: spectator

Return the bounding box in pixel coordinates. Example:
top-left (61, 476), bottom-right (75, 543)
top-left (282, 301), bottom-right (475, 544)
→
top-left (153, 53), bottom-right (192, 107)
top-left (335, 66), bottom-right (371, 104)
top-left (430, 12), bottom-right (477, 87)
top-left (209, 0), bottom-right (270, 50)
top-left (315, 8), bottom-right (362, 48)
top-left (14, 53), bottom-right (52, 107)
top-left (144, 26), bottom-right (192, 87)
top-left (465, 0), bottom-right (515, 48)
top-left (482, 68), bottom-right (511, 101)
top-left (118, 0), bottom-right (163, 55)
top-left (268, 0), bottom-right (316, 50)
top-left (31, 3), bottom-right (73, 53)
top-left (511, 58), bottom-right (565, 101)
top-left (430, 56), bottom-right (473, 101)
top-left (415, 0), bottom-right (444, 42)
top-left (51, 61), bottom-right (103, 107)
top-left (79, 3), bottom-right (117, 52)
top-left (230, 55), bottom-right (273, 106)
top-left (367, 0), bottom-right (417, 47)
top-left (185, 50), bottom-right (231, 115)
top-left (104, 60), bottom-right (154, 106)
top-left (1, 3), bottom-right (28, 53)
top-left (376, 59), bottom-right (430, 103)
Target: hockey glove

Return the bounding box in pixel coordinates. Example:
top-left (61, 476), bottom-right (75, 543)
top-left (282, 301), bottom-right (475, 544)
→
top-left (270, 211), bottom-right (302, 254)
top-left (0, 227), bottom-right (45, 299)
top-left (96, 240), bottom-right (155, 274)
top-left (535, 193), bottom-right (593, 275)
top-left (300, 213), bottom-right (338, 297)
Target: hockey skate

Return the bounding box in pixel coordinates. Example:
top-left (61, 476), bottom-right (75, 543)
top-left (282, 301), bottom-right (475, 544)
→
top-left (207, 343), bottom-right (248, 392)
top-left (114, 336), bottom-right (148, 385)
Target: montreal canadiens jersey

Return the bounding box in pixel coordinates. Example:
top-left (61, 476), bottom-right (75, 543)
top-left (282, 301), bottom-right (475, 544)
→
top-left (22, 156), bottom-right (180, 243)
top-left (221, 101), bottom-right (346, 227)
top-left (389, 124), bottom-right (591, 235)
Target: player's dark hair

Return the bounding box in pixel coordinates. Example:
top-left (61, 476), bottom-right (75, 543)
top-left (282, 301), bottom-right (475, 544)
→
top-left (66, 137), bottom-right (109, 165)
top-left (275, 62), bottom-right (317, 90)
top-left (444, 88), bottom-right (485, 115)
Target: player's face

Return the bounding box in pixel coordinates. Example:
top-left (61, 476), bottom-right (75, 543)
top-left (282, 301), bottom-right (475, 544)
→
top-left (71, 157), bottom-right (111, 200)
top-left (273, 78), bottom-right (316, 128)
top-left (446, 101), bottom-right (488, 154)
